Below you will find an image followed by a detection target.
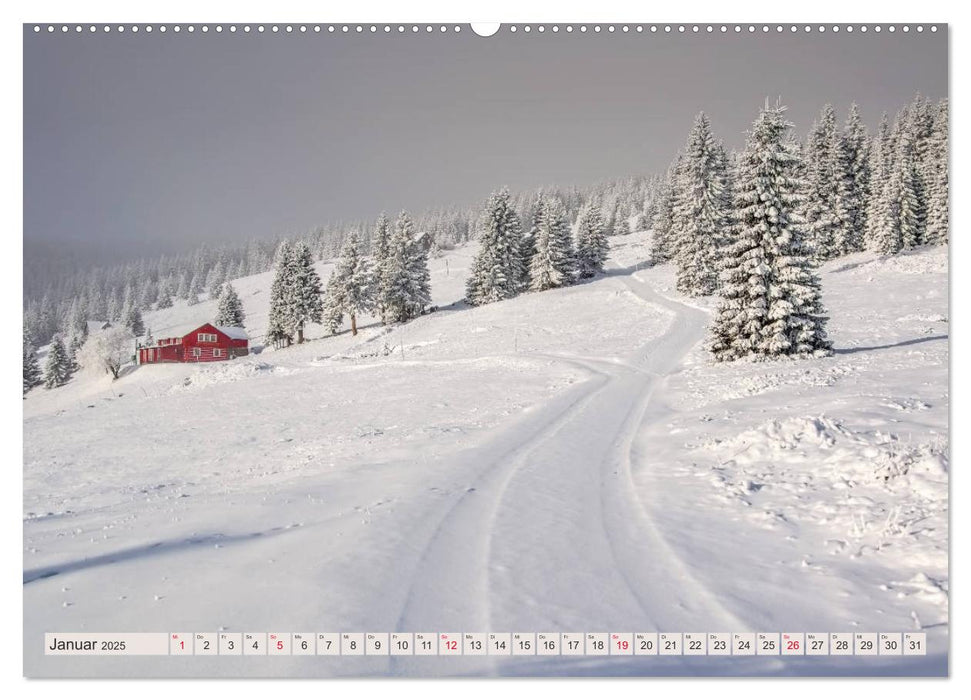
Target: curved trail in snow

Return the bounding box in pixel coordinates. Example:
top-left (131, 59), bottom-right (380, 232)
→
top-left (385, 268), bottom-right (750, 675)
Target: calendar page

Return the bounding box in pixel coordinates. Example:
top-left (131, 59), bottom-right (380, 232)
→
top-left (22, 20), bottom-right (948, 678)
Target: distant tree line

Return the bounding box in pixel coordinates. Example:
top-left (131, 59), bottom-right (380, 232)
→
top-left (23, 176), bottom-right (659, 351)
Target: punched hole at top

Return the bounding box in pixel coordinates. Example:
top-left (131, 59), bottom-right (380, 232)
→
top-left (470, 23), bottom-right (500, 37)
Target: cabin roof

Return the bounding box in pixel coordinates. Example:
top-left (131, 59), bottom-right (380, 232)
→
top-left (150, 322), bottom-right (248, 342)
top-left (214, 325), bottom-right (249, 340)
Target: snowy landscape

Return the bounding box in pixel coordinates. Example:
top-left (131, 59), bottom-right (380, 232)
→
top-left (23, 224), bottom-right (948, 676)
top-left (23, 25), bottom-right (948, 677)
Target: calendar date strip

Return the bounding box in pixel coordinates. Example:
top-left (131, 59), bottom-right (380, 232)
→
top-left (45, 632), bottom-right (926, 657)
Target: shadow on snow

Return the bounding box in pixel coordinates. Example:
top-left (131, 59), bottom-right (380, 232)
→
top-left (23, 527), bottom-right (297, 584)
top-left (835, 334), bottom-right (947, 355)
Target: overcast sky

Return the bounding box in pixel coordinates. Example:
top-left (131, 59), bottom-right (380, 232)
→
top-left (24, 25), bottom-right (947, 262)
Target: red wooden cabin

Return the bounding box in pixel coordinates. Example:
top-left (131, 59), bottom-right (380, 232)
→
top-left (138, 323), bottom-right (249, 364)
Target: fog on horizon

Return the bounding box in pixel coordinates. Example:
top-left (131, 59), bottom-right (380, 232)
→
top-left (23, 24), bottom-right (947, 266)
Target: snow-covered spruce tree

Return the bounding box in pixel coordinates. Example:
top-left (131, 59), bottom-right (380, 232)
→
top-left (924, 99), bottom-right (949, 245)
top-left (602, 202), bottom-right (616, 238)
top-left (286, 241), bottom-right (324, 344)
top-left (139, 280), bottom-right (158, 311)
top-left (380, 212), bottom-right (431, 323)
top-left (870, 157), bottom-right (922, 255)
top-left (518, 226), bottom-right (537, 291)
top-left (885, 105), bottom-right (909, 172)
top-left (79, 288), bottom-right (101, 326)
top-left (869, 179), bottom-right (902, 255)
top-left (465, 188), bottom-right (525, 305)
top-left (870, 121), bottom-right (924, 255)
top-left (371, 213), bottom-right (391, 264)
top-left (835, 103), bottom-right (871, 254)
top-left (642, 174), bottom-right (661, 227)
top-left (323, 232), bottom-right (373, 335)
top-left (613, 216), bottom-right (631, 236)
top-left (23, 324), bottom-right (41, 395)
top-left (671, 113), bottom-right (731, 296)
top-left (155, 282), bottom-right (174, 309)
top-left (575, 202), bottom-right (610, 278)
top-left (207, 260), bottom-right (227, 297)
top-left (123, 305), bottom-right (145, 337)
top-left (877, 104), bottom-right (928, 248)
top-left (121, 284), bottom-right (135, 317)
top-left (43, 335), bottom-right (72, 388)
top-left (323, 270), bottom-right (344, 335)
top-left (229, 259), bottom-right (246, 282)
top-left (909, 97), bottom-right (935, 240)
top-left (371, 213), bottom-right (392, 322)
top-left (709, 101), bottom-right (833, 362)
top-left (528, 196), bottom-right (575, 292)
top-left (63, 302), bottom-right (88, 369)
top-left (650, 158), bottom-right (680, 263)
top-left (187, 272), bottom-right (204, 305)
top-left (266, 240), bottom-right (295, 347)
top-left (105, 295), bottom-right (120, 323)
top-left (67, 333), bottom-right (84, 371)
top-left (402, 215), bottom-right (432, 320)
top-left (39, 294), bottom-right (58, 341)
top-left (68, 301), bottom-right (88, 344)
top-left (719, 147), bottom-right (740, 256)
top-left (612, 202), bottom-right (626, 233)
top-left (864, 112), bottom-right (891, 248)
top-left (803, 105), bottom-right (844, 262)
top-left (215, 282), bottom-right (246, 328)
top-left (906, 98), bottom-right (932, 246)
top-left (175, 271), bottom-right (191, 301)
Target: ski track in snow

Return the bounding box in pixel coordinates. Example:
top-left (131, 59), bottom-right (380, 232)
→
top-left (377, 268), bottom-right (751, 676)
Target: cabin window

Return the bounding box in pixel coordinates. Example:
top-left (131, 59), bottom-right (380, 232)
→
top-left (197, 332), bottom-right (218, 343)
top-left (192, 348), bottom-right (201, 358)
top-left (213, 348), bottom-right (222, 358)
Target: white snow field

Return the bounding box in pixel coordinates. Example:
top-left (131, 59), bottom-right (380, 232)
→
top-left (23, 231), bottom-right (948, 677)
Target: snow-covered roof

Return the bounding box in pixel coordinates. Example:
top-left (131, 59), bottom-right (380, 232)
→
top-left (215, 326), bottom-right (249, 340)
top-left (152, 323), bottom-right (248, 340)
top-left (154, 323), bottom-right (202, 340)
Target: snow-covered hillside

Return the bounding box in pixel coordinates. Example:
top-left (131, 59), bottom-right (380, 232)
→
top-left (23, 230), bottom-right (948, 677)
